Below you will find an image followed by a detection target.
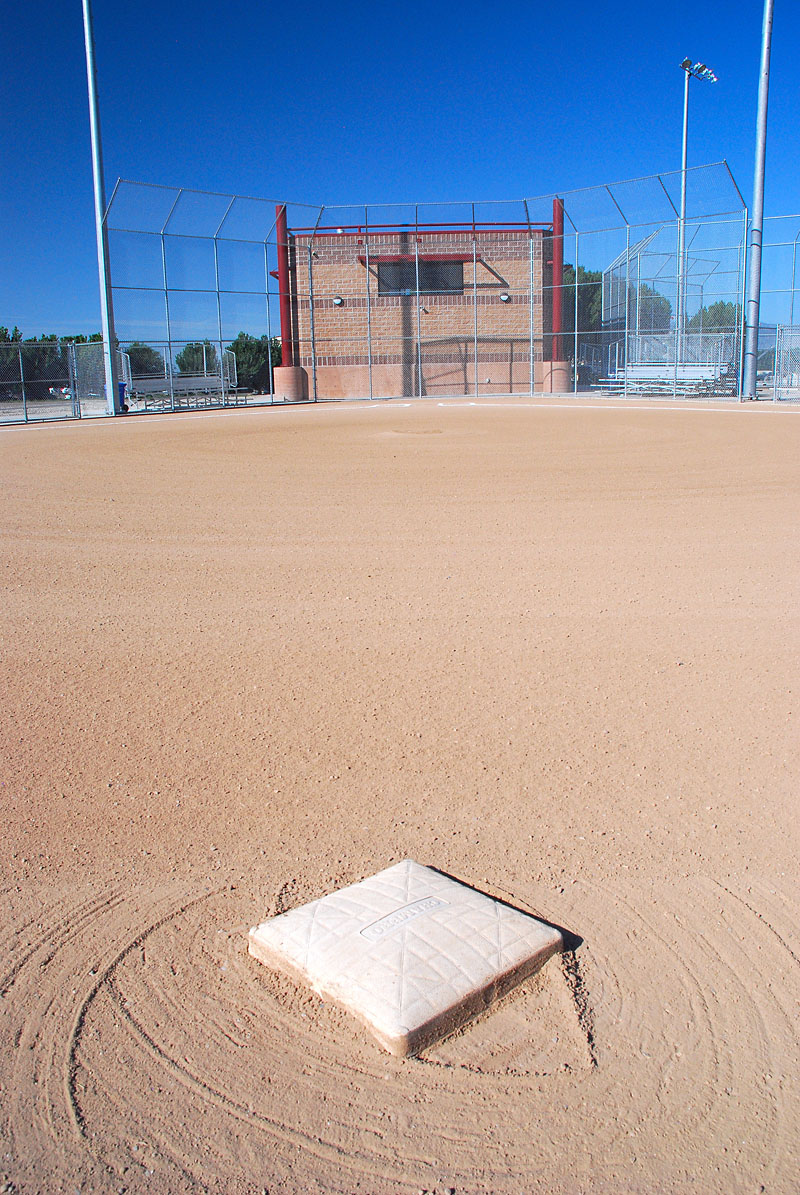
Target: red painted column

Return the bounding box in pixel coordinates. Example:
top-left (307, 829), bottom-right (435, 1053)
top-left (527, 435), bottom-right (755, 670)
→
top-left (552, 197), bottom-right (564, 362)
top-left (275, 203), bottom-right (293, 368)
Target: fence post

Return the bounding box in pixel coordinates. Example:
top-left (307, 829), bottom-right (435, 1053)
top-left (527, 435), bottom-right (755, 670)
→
top-left (308, 245), bottom-right (318, 401)
top-left (67, 343), bottom-right (79, 418)
top-left (18, 344), bottom-right (28, 422)
top-left (263, 240), bottom-right (274, 402)
top-left (214, 197), bottom-right (235, 406)
top-left (364, 205), bottom-right (373, 401)
top-left (574, 230), bottom-right (579, 394)
top-left (414, 208), bottom-right (423, 398)
top-left (472, 212), bottom-right (479, 400)
top-left (624, 223), bottom-right (630, 400)
top-left (528, 233), bottom-right (534, 396)
top-left (738, 207), bottom-right (749, 399)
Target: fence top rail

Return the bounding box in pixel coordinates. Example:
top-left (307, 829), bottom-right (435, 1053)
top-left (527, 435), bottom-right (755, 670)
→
top-left (291, 221), bottom-right (552, 236)
top-left (107, 163), bottom-right (746, 240)
top-left (109, 177), bottom-right (322, 210)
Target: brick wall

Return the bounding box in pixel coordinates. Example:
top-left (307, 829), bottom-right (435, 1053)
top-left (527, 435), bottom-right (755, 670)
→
top-left (286, 227), bottom-right (553, 398)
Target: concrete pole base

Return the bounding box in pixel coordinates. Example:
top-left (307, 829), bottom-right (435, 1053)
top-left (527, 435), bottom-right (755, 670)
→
top-left (542, 362), bottom-right (572, 394)
top-left (272, 366), bottom-right (309, 403)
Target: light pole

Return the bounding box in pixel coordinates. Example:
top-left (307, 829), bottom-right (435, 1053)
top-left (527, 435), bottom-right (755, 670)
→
top-left (677, 59), bottom-right (717, 363)
top-left (742, 0), bottom-right (775, 399)
top-left (82, 0), bottom-right (120, 415)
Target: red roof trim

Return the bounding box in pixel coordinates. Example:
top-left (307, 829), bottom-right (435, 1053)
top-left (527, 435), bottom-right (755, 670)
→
top-left (357, 253), bottom-right (472, 266)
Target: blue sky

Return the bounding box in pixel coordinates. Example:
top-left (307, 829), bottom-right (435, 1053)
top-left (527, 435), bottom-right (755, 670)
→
top-left (1, 0), bottom-right (797, 336)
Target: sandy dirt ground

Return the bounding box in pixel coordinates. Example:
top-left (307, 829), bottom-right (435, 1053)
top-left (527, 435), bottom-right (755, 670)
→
top-left (1, 397), bottom-right (798, 1195)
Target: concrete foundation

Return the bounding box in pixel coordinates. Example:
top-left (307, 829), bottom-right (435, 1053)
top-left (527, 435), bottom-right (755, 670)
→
top-left (273, 366), bottom-right (309, 403)
top-left (301, 360), bottom-right (574, 400)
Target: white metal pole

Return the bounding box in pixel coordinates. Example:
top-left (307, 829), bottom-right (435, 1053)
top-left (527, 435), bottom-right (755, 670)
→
top-left (81, 0), bottom-right (119, 415)
top-left (677, 68), bottom-right (690, 365)
top-left (742, 0), bottom-right (775, 399)
top-left (414, 209), bottom-right (422, 397)
top-left (472, 217), bottom-right (478, 399)
top-left (573, 231), bottom-right (579, 394)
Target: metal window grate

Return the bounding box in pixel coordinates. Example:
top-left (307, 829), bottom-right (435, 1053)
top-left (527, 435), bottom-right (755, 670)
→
top-left (378, 260), bottom-right (464, 296)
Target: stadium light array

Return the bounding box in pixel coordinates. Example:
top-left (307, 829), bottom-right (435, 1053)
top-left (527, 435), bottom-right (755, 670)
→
top-left (681, 58), bottom-right (719, 84)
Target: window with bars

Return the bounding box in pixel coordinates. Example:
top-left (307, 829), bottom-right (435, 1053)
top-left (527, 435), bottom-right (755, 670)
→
top-left (377, 260), bottom-right (464, 296)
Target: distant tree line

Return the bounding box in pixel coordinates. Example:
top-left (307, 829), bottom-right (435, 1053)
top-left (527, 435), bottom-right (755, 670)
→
top-left (1, 326), bottom-right (103, 344)
top-left (2, 326), bottom-right (282, 394)
top-left (556, 279), bottom-right (742, 339)
top-left (0, 326), bottom-right (106, 392)
top-left (561, 265), bottom-right (604, 343)
top-left (686, 300), bottom-right (740, 333)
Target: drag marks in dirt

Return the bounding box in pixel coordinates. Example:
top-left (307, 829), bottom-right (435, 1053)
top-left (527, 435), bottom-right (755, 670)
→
top-left (566, 873), bottom-right (800, 1189)
top-left (1, 874), bottom-right (798, 1193)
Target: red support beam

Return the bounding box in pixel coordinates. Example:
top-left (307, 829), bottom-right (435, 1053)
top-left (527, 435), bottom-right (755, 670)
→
top-left (552, 197), bottom-right (564, 362)
top-left (275, 203), bottom-right (293, 368)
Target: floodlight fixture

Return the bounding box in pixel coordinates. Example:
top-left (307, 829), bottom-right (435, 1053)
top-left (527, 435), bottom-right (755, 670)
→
top-left (499, 292), bottom-right (510, 302)
top-left (681, 59), bottom-right (719, 83)
top-left (333, 295), bottom-right (344, 306)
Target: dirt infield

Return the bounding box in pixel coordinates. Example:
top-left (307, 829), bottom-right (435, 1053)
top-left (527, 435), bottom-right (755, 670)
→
top-left (1, 397), bottom-right (798, 1194)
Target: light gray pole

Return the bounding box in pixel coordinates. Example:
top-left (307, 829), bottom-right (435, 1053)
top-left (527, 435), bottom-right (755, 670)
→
top-left (677, 60), bottom-right (717, 373)
top-left (81, 0), bottom-right (119, 415)
top-left (677, 68), bottom-right (690, 362)
top-left (742, 0), bottom-right (775, 399)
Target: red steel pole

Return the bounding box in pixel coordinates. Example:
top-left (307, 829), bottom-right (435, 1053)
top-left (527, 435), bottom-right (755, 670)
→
top-left (276, 203), bottom-right (293, 368)
top-left (552, 197), bottom-right (564, 362)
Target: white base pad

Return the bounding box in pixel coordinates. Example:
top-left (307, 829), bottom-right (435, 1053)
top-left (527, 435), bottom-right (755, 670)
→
top-left (248, 859), bottom-right (563, 1056)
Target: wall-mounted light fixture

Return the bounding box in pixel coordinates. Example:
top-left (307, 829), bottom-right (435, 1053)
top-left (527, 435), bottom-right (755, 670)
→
top-left (333, 295), bottom-right (344, 306)
top-left (499, 292), bottom-right (510, 302)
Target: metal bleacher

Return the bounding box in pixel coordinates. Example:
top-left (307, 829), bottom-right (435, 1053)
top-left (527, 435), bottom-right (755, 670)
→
top-left (596, 361), bottom-right (738, 399)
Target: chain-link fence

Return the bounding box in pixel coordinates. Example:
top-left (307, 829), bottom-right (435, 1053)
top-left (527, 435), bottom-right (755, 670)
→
top-left (0, 339), bottom-right (244, 422)
top-left (773, 326), bottom-right (800, 401)
top-left (0, 340), bottom-right (119, 423)
top-left (8, 164), bottom-right (800, 424)
top-left (102, 164), bottom-right (756, 403)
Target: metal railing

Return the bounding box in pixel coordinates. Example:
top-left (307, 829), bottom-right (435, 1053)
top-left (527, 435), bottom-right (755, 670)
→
top-left (124, 343), bottom-right (241, 411)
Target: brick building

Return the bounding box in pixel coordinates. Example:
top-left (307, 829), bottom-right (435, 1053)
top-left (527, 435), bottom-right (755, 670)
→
top-left (273, 203), bottom-right (568, 400)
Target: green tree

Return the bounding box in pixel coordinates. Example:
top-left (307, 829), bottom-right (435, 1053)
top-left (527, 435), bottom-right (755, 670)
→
top-left (562, 265), bottom-right (603, 342)
top-left (634, 283), bottom-right (672, 332)
top-left (16, 334), bottom-right (68, 400)
top-left (176, 340), bottom-right (218, 374)
top-left (225, 332), bottom-right (281, 392)
top-left (686, 300), bottom-right (739, 333)
top-left (22, 334), bottom-right (66, 378)
top-left (126, 341), bottom-right (165, 376)
top-left (0, 326), bottom-right (22, 343)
